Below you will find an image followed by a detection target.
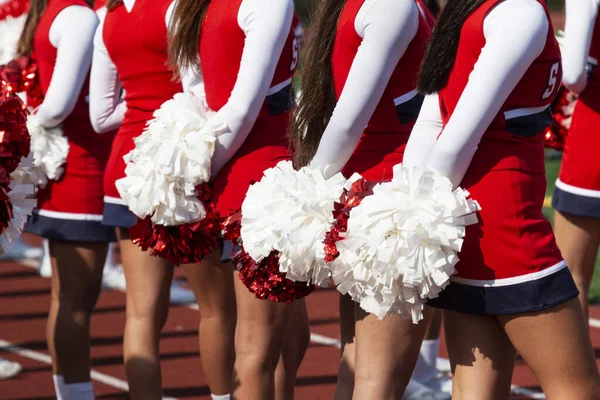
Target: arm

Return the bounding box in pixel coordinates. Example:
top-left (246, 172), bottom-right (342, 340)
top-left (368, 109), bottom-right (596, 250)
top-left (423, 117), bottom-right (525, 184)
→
top-left (34, 6), bottom-right (97, 128)
top-left (562, 0), bottom-right (597, 94)
top-left (310, 0), bottom-right (419, 178)
top-left (209, 0), bottom-right (293, 176)
top-left (420, 0), bottom-right (548, 187)
top-left (403, 93), bottom-right (443, 169)
top-left (89, 8), bottom-right (125, 133)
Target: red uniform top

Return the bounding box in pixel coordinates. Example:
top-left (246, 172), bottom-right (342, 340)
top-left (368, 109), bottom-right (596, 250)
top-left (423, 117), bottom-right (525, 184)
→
top-left (333, 0), bottom-right (430, 134)
top-left (588, 12), bottom-right (600, 63)
top-left (94, 0), bottom-right (107, 11)
top-left (440, 0), bottom-right (561, 173)
top-left (439, 0), bottom-right (563, 282)
top-left (34, 0), bottom-right (112, 145)
top-left (200, 0), bottom-right (297, 214)
top-left (103, 0), bottom-right (181, 138)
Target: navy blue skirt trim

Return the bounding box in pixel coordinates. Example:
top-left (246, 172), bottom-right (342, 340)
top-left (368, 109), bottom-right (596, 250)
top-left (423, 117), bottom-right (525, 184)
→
top-left (552, 186), bottom-right (600, 218)
top-left (102, 202), bottom-right (138, 229)
top-left (427, 266), bottom-right (579, 315)
top-left (25, 210), bottom-right (117, 243)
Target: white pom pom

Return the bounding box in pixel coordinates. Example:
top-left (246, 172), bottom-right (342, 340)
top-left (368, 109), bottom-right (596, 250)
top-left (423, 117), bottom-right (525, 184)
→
top-left (241, 160), bottom-right (354, 287)
top-left (116, 92), bottom-right (223, 226)
top-left (27, 115), bottom-right (69, 187)
top-left (0, 14), bottom-right (26, 65)
top-left (330, 164), bottom-right (480, 323)
top-left (0, 162), bottom-right (36, 254)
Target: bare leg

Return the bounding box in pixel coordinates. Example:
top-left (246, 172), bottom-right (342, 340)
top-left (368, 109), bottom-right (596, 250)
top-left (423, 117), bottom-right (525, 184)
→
top-left (500, 299), bottom-right (600, 400)
top-left (182, 253), bottom-right (236, 395)
top-left (232, 272), bottom-right (295, 400)
top-left (352, 305), bottom-right (428, 400)
top-left (47, 240), bottom-right (107, 382)
top-left (120, 229), bottom-right (174, 400)
top-left (554, 211), bottom-right (600, 322)
top-left (443, 310), bottom-right (516, 400)
top-left (334, 294), bottom-right (356, 400)
top-left (274, 299), bottom-right (310, 400)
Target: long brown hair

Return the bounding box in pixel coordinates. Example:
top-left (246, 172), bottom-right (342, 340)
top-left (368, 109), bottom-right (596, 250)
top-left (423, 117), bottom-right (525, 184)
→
top-left (418, 0), bottom-right (486, 94)
top-left (167, 0), bottom-right (211, 74)
top-left (16, 0), bottom-right (48, 56)
top-left (17, 0), bottom-right (95, 56)
top-left (106, 0), bottom-right (120, 10)
top-left (288, 0), bottom-right (346, 168)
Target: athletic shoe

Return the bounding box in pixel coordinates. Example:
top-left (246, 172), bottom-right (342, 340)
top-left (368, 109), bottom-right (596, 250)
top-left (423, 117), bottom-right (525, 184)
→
top-left (403, 379), bottom-right (451, 400)
top-left (38, 240), bottom-right (52, 278)
top-left (102, 264), bottom-right (127, 291)
top-left (436, 357), bottom-right (451, 373)
top-left (0, 358), bottom-right (22, 380)
top-left (421, 374), bottom-right (452, 396)
top-left (169, 282), bottom-right (196, 305)
top-left (0, 240), bottom-right (43, 261)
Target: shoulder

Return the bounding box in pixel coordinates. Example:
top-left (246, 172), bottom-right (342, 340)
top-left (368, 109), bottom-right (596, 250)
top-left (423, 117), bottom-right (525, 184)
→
top-left (484, 0), bottom-right (547, 41)
top-left (238, 0), bottom-right (293, 27)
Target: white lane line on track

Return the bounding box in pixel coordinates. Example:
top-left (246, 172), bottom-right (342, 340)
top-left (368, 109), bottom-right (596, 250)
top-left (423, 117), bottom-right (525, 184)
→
top-left (511, 385), bottom-right (546, 399)
top-left (589, 318), bottom-right (600, 329)
top-left (0, 339), bottom-right (177, 400)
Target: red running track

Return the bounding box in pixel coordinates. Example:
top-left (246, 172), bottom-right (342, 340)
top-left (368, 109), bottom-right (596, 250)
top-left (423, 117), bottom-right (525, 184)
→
top-left (0, 244), bottom-right (598, 399)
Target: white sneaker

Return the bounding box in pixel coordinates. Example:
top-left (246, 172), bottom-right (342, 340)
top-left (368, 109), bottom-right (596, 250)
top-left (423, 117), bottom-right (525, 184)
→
top-left (102, 264), bottom-right (127, 291)
top-left (421, 374), bottom-right (452, 396)
top-left (436, 358), bottom-right (451, 373)
top-left (169, 281), bottom-right (196, 305)
top-left (403, 379), bottom-right (451, 400)
top-left (0, 240), bottom-right (43, 261)
top-left (38, 240), bottom-right (52, 278)
top-left (0, 358), bottom-right (22, 380)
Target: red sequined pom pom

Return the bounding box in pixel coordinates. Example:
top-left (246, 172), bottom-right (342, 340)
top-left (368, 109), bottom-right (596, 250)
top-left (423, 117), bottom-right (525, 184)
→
top-left (544, 85), bottom-right (577, 151)
top-left (324, 178), bottom-right (376, 263)
top-left (128, 183), bottom-right (221, 265)
top-left (223, 211), bottom-right (315, 303)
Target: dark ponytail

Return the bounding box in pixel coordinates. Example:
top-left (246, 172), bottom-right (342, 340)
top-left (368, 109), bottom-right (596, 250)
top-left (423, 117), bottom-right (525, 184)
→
top-left (167, 0), bottom-right (211, 75)
top-left (16, 0), bottom-right (48, 56)
top-left (288, 0), bottom-right (346, 168)
top-left (418, 0), bottom-right (487, 94)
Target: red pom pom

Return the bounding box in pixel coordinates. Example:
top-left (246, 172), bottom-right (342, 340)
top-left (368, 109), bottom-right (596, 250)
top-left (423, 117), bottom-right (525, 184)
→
top-left (223, 210), bottom-right (315, 303)
top-left (235, 249), bottom-right (315, 303)
top-left (0, 89), bottom-right (30, 182)
top-left (544, 85), bottom-right (577, 151)
top-left (324, 177), bottom-right (376, 263)
top-left (1, 55), bottom-right (44, 109)
top-left (128, 183), bottom-right (221, 265)
top-left (0, 0), bottom-right (28, 20)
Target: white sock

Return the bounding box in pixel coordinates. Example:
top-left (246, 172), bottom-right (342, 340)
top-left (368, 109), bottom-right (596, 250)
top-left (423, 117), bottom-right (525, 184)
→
top-left (103, 242), bottom-right (116, 270)
top-left (412, 338), bottom-right (440, 383)
top-left (65, 381), bottom-right (95, 400)
top-left (53, 375), bottom-right (69, 400)
top-left (211, 394), bottom-right (231, 400)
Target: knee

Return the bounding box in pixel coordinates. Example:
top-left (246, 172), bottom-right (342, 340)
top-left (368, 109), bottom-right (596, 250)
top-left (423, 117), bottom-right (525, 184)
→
top-left (57, 292), bottom-right (96, 319)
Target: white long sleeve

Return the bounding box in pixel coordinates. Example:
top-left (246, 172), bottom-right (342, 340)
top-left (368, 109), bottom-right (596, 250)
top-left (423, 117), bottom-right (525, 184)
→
top-left (34, 6), bottom-right (97, 128)
top-left (562, 0), bottom-right (597, 94)
top-left (89, 7), bottom-right (125, 133)
top-left (404, 0), bottom-right (548, 188)
top-left (182, 0), bottom-right (294, 177)
top-left (309, 0), bottom-right (419, 178)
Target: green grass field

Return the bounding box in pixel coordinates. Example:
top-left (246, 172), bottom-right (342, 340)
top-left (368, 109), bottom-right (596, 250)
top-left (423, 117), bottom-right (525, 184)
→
top-left (544, 157), bottom-right (600, 303)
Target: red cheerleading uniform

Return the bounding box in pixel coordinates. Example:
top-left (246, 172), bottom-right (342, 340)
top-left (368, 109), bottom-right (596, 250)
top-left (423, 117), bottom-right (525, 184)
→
top-left (101, 0), bottom-right (181, 227)
top-left (333, 0), bottom-right (430, 182)
top-left (201, 0), bottom-right (297, 217)
top-left (553, 11), bottom-right (600, 218)
top-left (428, 0), bottom-right (578, 315)
top-left (25, 0), bottom-right (116, 242)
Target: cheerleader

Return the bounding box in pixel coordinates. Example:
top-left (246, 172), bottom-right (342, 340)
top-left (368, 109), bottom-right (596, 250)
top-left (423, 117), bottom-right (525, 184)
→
top-left (16, 0), bottom-right (116, 398)
top-left (289, 1), bottom-right (439, 398)
top-left (89, 1), bottom-right (235, 399)
top-left (552, 0), bottom-right (600, 322)
top-left (403, 0), bottom-right (600, 397)
top-left (168, 0), bottom-right (310, 398)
